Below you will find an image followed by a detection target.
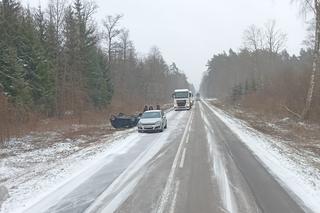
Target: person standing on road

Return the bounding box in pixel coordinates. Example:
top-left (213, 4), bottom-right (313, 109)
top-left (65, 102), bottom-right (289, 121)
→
top-left (143, 105), bottom-right (148, 112)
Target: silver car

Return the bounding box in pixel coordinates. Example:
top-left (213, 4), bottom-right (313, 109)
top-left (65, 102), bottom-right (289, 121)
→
top-left (138, 110), bottom-right (167, 133)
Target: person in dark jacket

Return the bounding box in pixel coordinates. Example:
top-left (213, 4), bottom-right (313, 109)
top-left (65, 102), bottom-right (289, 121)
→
top-left (149, 105), bottom-right (153, 110)
top-left (156, 105), bottom-right (160, 110)
top-left (143, 105), bottom-right (148, 112)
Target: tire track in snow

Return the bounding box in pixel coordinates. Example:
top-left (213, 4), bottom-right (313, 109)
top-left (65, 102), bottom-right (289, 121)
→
top-left (199, 103), bottom-right (238, 213)
top-left (156, 110), bottom-right (193, 213)
top-left (22, 133), bottom-right (143, 213)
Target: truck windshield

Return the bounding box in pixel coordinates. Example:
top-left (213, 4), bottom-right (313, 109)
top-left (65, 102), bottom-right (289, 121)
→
top-left (141, 111), bottom-right (161, 118)
top-left (174, 92), bottom-right (189, 98)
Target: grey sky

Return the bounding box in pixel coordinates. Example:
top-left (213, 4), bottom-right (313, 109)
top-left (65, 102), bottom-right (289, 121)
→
top-left (22, 0), bottom-right (308, 89)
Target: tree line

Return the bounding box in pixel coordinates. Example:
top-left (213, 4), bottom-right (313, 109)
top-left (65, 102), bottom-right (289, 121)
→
top-left (200, 19), bottom-right (320, 121)
top-left (0, 0), bottom-right (113, 118)
top-left (0, 0), bottom-right (191, 141)
top-left (0, 0), bottom-right (190, 115)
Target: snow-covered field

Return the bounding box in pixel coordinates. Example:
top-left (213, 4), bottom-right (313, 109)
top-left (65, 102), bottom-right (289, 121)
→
top-left (203, 100), bottom-right (320, 213)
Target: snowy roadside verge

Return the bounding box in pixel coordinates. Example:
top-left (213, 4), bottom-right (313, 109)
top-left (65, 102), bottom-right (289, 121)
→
top-left (1, 106), bottom-right (174, 213)
top-left (203, 100), bottom-right (320, 213)
top-left (0, 127), bottom-right (136, 213)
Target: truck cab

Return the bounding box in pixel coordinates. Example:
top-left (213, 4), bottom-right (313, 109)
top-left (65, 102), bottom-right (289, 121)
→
top-left (172, 89), bottom-right (192, 110)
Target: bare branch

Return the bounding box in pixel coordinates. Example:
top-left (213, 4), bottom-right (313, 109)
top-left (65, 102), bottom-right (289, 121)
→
top-left (292, 0), bottom-right (316, 15)
top-left (103, 14), bottom-right (123, 63)
top-left (264, 20), bottom-right (287, 54)
top-left (281, 104), bottom-right (302, 119)
top-left (242, 24), bottom-right (263, 52)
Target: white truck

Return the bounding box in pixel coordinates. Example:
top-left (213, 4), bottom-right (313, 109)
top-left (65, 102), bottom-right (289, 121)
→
top-left (172, 89), bottom-right (193, 110)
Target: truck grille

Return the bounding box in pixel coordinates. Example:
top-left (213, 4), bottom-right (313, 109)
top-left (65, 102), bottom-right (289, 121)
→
top-left (177, 100), bottom-right (186, 106)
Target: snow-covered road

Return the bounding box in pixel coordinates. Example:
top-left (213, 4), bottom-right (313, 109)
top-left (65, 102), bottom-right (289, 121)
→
top-left (14, 109), bottom-right (189, 213)
top-left (1, 100), bottom-right (319, 213)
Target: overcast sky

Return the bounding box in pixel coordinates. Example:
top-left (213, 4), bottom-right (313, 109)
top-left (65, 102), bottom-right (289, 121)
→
top-left (22, 0), bottom-right (308, 89)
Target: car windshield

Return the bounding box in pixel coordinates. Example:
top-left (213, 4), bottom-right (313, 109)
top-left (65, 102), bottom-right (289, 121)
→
top-left (141, 111), bottom-right (161, 118)
top-left (174, 92), bottom-right (189, 98)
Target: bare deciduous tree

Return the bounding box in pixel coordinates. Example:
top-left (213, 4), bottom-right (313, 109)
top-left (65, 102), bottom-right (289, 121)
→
top-left (243, 24), bottom-right (263, 52)
top-left (243, 25), bottom-right (264, 86)
top-left (264, 20), bottom-right (287, 54)
top-left (293, 0), bottom-right (320, 119)
top-left (47, 0), bottom-right (68, 116)
top-left (103, 14), bottom-right (123, 63)
top-left (119, 29), bottom-right (132, 62)
top-left (81, 0), bottom-right (98, 23)
top-left (48, 0), bottom-right (67, 41)
top-left (303, 20), bottom-right (315, 48)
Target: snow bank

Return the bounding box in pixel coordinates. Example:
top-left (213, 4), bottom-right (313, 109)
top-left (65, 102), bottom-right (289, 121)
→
top-left (203, 100), bottom-right (320, 213)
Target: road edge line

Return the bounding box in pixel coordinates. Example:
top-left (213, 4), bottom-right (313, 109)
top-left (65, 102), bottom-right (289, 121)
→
top-left (179, 148), bottom-right (187, 169)
top-left (169, 180), bottom-right (180, 213)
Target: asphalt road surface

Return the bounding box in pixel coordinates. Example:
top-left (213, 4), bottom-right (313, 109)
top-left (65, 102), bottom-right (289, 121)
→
top-left (24, 101), bottom-right (309, 213)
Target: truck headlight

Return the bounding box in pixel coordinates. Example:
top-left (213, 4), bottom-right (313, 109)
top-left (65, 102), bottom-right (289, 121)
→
top-left (155, 121), bottom-right (161, 126)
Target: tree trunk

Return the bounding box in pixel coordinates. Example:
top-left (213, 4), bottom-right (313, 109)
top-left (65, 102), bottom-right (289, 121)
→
top-left (108, 36), bottom-right (112, 64)
top-left (302, 0), bottom-right (320, 119)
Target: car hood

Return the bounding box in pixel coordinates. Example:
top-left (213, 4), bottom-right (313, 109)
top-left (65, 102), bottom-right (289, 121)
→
top-left (139, 118), bottom-right (161, 125)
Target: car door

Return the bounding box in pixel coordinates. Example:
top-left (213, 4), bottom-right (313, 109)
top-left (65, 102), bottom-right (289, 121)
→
top-left (161, 111), bottom-right (166, 126)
